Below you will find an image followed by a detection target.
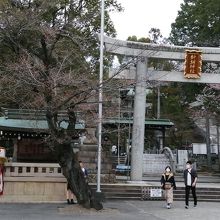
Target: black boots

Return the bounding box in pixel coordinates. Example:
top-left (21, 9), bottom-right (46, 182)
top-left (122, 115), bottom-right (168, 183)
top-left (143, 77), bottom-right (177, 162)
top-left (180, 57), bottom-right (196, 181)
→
top-left (67, 199), bottom-right (75, 204)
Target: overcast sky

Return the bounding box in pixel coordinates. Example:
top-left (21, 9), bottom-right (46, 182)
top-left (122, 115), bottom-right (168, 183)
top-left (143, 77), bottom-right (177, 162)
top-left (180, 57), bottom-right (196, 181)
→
top-left (110, 0), bottom-right (184, 40)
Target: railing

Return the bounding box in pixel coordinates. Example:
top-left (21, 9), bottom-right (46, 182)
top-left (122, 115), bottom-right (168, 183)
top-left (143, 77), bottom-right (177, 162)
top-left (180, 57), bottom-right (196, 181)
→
top-left (4, 162), bottom-right (64, 178)
top-left (4, 162), bottom-right (116, 184)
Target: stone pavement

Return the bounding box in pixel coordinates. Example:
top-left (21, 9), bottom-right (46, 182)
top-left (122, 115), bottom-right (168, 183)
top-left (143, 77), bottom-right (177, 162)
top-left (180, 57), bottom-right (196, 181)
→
top-left (0, 200), bottom-right (219, 220)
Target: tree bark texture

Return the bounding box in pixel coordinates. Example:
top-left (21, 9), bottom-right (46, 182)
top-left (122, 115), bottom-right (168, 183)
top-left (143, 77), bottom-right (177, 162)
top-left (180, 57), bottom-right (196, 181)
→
top-left (46, 111), bottom-right (103, 210)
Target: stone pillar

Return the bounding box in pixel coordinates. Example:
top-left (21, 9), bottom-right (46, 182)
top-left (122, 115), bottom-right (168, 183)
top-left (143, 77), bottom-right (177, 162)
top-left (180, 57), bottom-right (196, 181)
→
top-left (130, 57), bottom-right (147, 181)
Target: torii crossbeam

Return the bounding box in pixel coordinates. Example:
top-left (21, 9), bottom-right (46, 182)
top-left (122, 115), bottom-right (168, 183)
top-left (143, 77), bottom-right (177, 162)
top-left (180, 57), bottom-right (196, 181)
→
top-left (103, 36), bottom-right (220, 181)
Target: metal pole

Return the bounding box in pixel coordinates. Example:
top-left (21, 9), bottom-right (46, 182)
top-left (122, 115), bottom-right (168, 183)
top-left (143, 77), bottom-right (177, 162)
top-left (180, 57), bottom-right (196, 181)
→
top-left (217, 123), bottom-right (220, 170)
top-left (127, 98), bottom-right (132, 180)
top-left (157, 85), bottom-right (160, 119)
top-left (97, 0), bottom-right (104, 193)
top-left (117, 89), bottom-right (121, 165)
top-left (157, 85), bottom-right (161, 150)
top-left (205, 115), bottom-right (211, 168)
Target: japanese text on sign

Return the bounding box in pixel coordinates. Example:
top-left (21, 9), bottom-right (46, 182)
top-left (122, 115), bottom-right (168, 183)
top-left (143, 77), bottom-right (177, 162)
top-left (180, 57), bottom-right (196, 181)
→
top-left (184, 50), bottom-right (202, 79)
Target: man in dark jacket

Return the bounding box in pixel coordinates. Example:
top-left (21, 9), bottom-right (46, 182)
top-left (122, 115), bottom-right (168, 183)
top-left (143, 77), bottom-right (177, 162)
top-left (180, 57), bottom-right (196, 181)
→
top-left (183, 160), bottom-right (198, 209)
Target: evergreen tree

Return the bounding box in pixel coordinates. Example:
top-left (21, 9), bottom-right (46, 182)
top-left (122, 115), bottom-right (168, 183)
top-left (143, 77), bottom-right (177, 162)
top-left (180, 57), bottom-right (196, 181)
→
top-left (170, 0), bottom-right (220, 47)
top-left (169, 0), bottom-right (220, 150)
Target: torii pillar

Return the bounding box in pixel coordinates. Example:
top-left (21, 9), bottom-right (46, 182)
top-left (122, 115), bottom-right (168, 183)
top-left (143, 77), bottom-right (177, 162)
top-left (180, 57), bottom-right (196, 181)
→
top-left (131, 58), bottom-right (147, 181)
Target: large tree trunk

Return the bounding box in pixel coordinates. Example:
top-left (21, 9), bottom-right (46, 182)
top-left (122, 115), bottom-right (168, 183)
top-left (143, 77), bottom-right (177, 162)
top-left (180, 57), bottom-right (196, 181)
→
top-left (57, 138), bottom-right (89, 205)
top-left (56, 138), bottom-right (103, 210)
top-left (46, 110), bottom-right (103, 210)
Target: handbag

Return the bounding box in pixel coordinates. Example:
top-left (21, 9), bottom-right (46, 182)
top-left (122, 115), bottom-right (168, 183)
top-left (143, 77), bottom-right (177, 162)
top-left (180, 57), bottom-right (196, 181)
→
top-left (164, 182), bottom-right (172, 190)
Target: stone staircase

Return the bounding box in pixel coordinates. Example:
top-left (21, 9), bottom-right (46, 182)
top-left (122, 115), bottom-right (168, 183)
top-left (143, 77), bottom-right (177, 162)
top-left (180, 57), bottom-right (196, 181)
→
top-left (89, 173), bottom-right (220, 202)
top-left (174, 187), bottom-right (220, 202)
top-left (89, 182), bottom-right (220, 202)
top-left (79, 142), bottom-right (220, 202)
top-left (90, 184), bottom-right (143, 200)
top-left (142, 173), bottom-right (220, 183)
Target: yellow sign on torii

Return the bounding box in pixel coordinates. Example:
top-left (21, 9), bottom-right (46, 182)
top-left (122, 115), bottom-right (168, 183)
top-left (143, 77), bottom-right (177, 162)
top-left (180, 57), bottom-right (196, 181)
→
top-left (184, 50), bottom-right (202, 79)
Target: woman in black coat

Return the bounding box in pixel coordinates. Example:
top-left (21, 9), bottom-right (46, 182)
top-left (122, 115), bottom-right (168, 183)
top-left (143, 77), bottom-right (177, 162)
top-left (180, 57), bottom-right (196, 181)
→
top-left (160, 166), bottom-right (176, 209)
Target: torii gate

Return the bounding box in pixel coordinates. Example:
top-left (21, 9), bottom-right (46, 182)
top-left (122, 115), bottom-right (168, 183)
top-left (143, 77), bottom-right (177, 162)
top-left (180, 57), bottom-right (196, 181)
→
top-left (103, 36), bottom-right (220, 181)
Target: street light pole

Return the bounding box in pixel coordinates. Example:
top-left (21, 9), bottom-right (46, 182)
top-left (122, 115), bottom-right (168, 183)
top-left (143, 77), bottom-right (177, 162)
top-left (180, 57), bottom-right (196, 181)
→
top-left (117, 88), bottom-right (121, 165)
top-left (217, 123), bottom-right (220, 170)
top-left (97, 0), bottom-right (105, 193)
top-left (157, 85), bottom-right (160, 119)
top-left (205, 115), bottom-right (211, 168)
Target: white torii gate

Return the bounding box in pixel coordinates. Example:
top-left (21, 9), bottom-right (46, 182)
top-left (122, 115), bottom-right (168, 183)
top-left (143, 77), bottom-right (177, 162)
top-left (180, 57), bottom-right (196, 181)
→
top-left (103, 36), bottom-right (220, 182)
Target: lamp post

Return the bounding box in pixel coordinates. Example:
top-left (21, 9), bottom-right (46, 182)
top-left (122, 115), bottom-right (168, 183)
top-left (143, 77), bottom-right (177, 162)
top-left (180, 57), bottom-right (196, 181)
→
top-left (126, 88), bottom-right (135, 179)
top-left (117, 88), bottom-right (121, 165)
top-left (97, 0), bottom-right (105, 193)
top-left (127, 89), bottom-right (135, 148)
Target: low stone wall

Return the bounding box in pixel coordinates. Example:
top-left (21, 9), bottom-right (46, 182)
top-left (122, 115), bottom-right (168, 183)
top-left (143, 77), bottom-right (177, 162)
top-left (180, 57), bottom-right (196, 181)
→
top-left (1, 162), bottom-right (66, 203)
top-left (2, 177), bottom-right (67, 203)
top-left (0, 162), bottom-right (115, 203)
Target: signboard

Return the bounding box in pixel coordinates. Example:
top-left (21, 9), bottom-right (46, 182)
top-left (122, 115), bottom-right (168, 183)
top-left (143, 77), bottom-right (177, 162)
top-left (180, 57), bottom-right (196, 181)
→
top-left (184, 50), bottom-right (202, 79)
top-left (177, 150), bottom-right (188, 170)
top-left (150, 188), bottom-right (162, 197)
top-left (193, 143), bottom-right (219, 155)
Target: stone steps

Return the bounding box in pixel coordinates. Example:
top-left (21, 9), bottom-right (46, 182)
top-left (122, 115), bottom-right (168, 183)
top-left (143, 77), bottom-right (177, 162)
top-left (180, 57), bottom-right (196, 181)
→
top-left (142, 173), bottom-right (220, 183)
top-left (89, 184), bottom-right (220, 202)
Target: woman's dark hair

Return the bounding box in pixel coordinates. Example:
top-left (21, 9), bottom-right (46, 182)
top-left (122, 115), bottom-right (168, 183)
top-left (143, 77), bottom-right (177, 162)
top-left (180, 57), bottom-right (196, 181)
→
top-left (165, 166), bottom-right (171, 171)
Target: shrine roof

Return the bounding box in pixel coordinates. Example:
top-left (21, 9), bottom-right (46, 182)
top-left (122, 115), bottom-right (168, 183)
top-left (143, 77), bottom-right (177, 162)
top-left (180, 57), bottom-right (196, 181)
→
top-left (0, 118), bottom-right (85, 131)
top-left (0, 108), bottom-right (85, 132)
top-left (103, 118), bottom-right (174, 129)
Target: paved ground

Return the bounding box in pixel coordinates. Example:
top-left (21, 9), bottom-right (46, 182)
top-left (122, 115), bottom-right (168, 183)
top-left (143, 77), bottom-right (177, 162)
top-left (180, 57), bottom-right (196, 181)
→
top-left (0, 200), bottom-right (219, 220)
